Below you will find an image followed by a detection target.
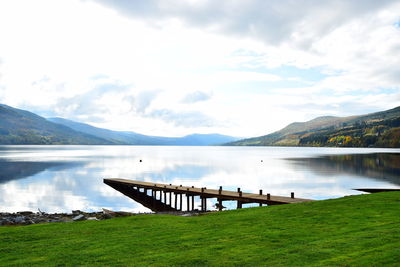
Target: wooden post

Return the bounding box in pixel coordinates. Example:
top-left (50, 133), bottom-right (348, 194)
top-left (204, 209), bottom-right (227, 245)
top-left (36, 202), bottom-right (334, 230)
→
top-left (219, 186), bottom-right (222, 194)
top-left (152, 190), bottom-right (156, 208)
top-left (204, 198), bottom-right (207, 211)
top-left (267, 193), bottom-right (270, 200)
top-left (187, 194), bottom-right (190, 211)
top-left (259, 189), bottom-right (263, 195)
top-left (237, 201), bottom-right (242, 209)
top-left (201, 197), bottom-right (204, 211)
top-left (191, 195), bottom-right (194, 211)
top-left (180, 194), bottom-right (183, 211)
top-left (218, 198), bottom-right (223, 211)
top-left (201, 187), bottom-right (204, 193)
top-left (164, 191), bottom-right (167, 204)
top-left (169, 192), bottom-right (172, 206)
top-left (291, 192), bottom-right (294, 199)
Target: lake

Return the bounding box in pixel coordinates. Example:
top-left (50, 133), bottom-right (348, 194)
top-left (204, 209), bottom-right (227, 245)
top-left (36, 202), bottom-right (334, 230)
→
top-left (0, 145), bottom-right (399, 213)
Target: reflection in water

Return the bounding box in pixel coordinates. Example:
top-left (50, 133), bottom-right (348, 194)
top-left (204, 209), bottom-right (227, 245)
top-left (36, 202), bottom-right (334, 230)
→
top-left (1, 146), bottom-right (400, 213)
top-left (288, 153), bottom-right (400, 186)
top-left (0, 160), bottom-right (82, 184)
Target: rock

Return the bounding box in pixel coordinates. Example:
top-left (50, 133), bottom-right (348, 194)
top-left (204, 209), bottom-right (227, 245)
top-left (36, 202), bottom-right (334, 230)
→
top-left (72, 210), bottom-right (81, 215)
top-left (87, 217), bottom-right (99, 221)
top-left (100, 213), bottom-right (113, 220)
top-left (17, 211), bottom-right (34, 216)
top-left (72, 214), bottom-right (86, 221)
top-left (102, 208), bottom-right (116, 215)
top-left (14, 216), bottom-right (26, 224)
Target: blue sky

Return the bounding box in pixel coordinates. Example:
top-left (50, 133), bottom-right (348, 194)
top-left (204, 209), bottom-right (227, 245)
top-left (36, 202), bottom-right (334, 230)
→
top-left (0, 0), bottom-right (399, 137)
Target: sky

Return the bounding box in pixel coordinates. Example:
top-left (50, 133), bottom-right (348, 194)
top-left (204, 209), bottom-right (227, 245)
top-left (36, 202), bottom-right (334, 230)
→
top-left (0, 0), bottom-right (399, 138)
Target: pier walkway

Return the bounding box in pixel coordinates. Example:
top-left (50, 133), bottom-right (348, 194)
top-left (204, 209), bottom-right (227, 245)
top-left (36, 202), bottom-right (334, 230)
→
top-left (104, 178), bottom-right (313, 212)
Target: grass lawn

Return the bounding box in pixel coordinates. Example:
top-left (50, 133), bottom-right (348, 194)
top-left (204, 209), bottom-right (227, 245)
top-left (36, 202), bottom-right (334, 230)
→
top-left (0, 192), bottom-right (399, 266)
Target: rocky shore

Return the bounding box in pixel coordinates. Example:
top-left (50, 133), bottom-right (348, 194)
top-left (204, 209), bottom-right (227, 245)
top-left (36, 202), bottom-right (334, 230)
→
top-left (0, 209), bottom-right (203, 226)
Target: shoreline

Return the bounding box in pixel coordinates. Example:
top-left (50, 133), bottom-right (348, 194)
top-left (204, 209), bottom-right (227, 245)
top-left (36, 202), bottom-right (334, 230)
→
top-left (0, 209), bottom-right (205, 226)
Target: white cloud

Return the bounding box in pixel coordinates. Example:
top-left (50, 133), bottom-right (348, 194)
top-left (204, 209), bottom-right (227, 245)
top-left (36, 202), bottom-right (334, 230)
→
top-left (0, 0), bottom-right (399, 137)
top-left (181, 90), bottom-right (211, 104)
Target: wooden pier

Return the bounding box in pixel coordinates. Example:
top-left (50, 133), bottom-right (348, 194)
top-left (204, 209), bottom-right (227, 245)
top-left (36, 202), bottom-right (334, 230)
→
top-left (104, 178), bottom-right (313, 212)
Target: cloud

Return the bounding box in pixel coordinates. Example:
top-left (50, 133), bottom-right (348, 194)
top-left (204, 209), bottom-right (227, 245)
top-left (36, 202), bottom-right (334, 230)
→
top-left (53, 79), bottom-right (134, 121)
top-left (125, 89), bottom-right (161, 114)
top-left (181, 90), bottom-right (211, 104)
top-left (93, 0), bottom-right (397, 48)
top-left (148, 109), bottom-right (216, 127)
top-left (1, 0), bottom-right (399, 137)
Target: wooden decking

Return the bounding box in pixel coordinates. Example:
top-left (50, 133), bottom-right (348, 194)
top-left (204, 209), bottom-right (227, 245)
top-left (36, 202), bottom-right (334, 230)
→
top-left (104, 178), bottom-right (313, 212)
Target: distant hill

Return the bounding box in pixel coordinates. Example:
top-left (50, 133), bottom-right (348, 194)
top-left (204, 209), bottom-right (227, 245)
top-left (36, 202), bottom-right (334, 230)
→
top-left (0, 104), bottom-right (238, 145)
top-left (0, 104), bottom-right (113, 145)
top-left (48, 117), bottom-right (239, 146)
top-left (48, 117), bottom-right (159, 145)
top-left (228, 106), bottom-right (400, 148)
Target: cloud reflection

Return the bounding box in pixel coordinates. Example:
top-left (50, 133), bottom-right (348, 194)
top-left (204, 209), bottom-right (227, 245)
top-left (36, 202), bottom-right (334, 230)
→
top-left (1, 146), bottom-right (400, 213)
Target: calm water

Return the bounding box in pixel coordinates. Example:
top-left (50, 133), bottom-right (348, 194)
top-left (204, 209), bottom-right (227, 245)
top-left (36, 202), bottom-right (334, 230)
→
top-left (0, 145), bottom-right (399, 213)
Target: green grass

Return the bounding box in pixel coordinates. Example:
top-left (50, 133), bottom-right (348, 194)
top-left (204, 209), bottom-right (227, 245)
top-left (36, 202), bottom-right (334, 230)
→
top-left (1, 192), bottom-right (399, 266)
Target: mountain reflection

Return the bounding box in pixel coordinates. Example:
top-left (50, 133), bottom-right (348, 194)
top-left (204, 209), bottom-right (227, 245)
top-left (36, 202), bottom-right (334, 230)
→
top-left (288, 153), bottom-right (400, 186)
top-left (0, 160), bottom-right (82, 184)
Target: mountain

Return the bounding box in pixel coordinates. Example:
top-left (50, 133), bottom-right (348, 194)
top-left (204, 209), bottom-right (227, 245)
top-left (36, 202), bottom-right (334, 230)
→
top-left (48, 117), bottom-right (239, 146)
top-left (228, 106), bottom-right (400, 148)
top-left (0, 104), bottom-right (113, 145)
top-left (47, 117), bottom-right (159, 145)
top-left (0, 104), bottom-right (238, 145)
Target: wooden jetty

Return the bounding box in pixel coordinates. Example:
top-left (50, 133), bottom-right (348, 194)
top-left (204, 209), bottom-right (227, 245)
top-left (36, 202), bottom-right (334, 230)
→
top-left (104, 178), bottom-right (313, 212)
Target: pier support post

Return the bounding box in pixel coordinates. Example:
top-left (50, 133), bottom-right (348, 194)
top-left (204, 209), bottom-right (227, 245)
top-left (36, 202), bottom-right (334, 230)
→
top-left (174, 192), bottom-right (177, 209)
top-left (180, 194), bottom-right (183, 211)
top-left (152, 190), bottom-right (156, 208)
top-left (169, 192), bottom-right (172, 206)
top-left (201, 197), bottom-right (207, 211)
top-left (187, 194), bottom-right (190, 211)
top-left (237, 201), bottom-right (242, 209)
top-left (191, 195), bottom-right (194, 211)
top-left (291, 192), bottom-right (294, 199)
top-left (218, 198), bottom-right (223, 211)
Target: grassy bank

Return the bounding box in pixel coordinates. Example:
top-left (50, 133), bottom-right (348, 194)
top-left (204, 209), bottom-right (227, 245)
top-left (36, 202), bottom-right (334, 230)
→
top-left (1, 192), bottom-right (399, 266)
